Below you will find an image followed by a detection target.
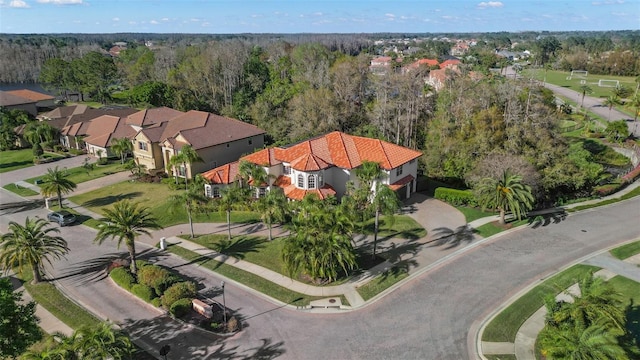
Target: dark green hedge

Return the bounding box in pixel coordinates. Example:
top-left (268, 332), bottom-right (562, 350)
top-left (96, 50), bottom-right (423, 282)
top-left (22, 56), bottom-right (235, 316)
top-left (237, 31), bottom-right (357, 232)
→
top-left (169, 298), bottom-right (193, 318)
top-left (162, 281), bottom-right (197, 308)
top-left (109, 267), bottom-right (135, 290)
top-left (434, 187), bottom-right (478, 207)
top-left (131, 284), bottom-right (156, 303)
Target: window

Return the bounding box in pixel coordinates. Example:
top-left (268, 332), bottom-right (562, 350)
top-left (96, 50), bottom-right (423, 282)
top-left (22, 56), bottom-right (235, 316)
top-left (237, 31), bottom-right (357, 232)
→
top-left (138, 141), bottom-right (148, 151)
top-left (248, 138), bottom-right (253, 145)
top-left (308, 175), bottom-right (316, 189)
top-left (396, 165), bottom-right (403, 176)
top-left (283, 165), bottom-right (291, 175)
top-left (178, 165), bottom-right (186, 177)
top-left (205, 185), bottom-right (212, 197)
top-left (212, 187), bottom-right (220, 198)
top-left (318, 172), bottom-right (324, 186)
top-left (297, 174), bottom-right (304, 188)
top-left (258, 187), bottom-right (266, 198)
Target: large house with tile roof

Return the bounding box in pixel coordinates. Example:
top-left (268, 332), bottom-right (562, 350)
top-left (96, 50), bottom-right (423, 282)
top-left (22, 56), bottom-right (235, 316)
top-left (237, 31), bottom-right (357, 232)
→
top-left (58, 107), bottom-right (137, 150)
top-left (130, 109), bottom-right (266, 179)
top-left (6, 89), bottom-right (55, 109)
top-left (0, 91), bottom-right (38, 116)
top-left (202, 131), bottom-right (422, 201)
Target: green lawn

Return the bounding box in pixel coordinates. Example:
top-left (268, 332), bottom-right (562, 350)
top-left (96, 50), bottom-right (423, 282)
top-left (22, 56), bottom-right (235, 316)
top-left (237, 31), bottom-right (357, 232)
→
top-left (68, 181), bottom-right (261, 227)
top-left (0, 148), bottom-right (34, 173)
top-left (568, 186), bottom-right (640, 212)
top-left (165, 245), bottom-right (334, 306)
top-left (608, 276), bottom-right (640, 357)
top-left (357, 266), bottom-right (409, 301)
top-left (525, 69), bottom-right (637, 99)
top-left (611, 240), bottom-right (640, 260)
top-left (357, 215), bottom-right (427, 240)
top-left (2, 183), bottom-right (39, 196)
top-left (482, 264), bottom-right (600, 342)
top-left (455, 206), bottom-right (495, 223)
top-left (26, 160), bottom-right (126, 185)
top-left (475, 219), bottom-right (529, 238)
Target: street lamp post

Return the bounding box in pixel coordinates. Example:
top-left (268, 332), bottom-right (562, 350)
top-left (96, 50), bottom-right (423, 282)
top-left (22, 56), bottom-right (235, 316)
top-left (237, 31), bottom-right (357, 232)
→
top-left (221, 281), bottom-right (227, 327)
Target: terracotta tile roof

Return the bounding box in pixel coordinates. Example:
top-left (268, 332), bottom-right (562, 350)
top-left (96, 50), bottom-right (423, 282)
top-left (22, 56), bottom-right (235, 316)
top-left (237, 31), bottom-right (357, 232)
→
top-left (201, 161), bottom-right (239, 184)
top-left (388, 174), bottom-right (415, 191)
top-left (52, 107), bottom-right (137, 131)
top-left (171, 111), bottom-right (265, 150)
top-left (82, 115), bottom-right (136, 148)
top-left (126, 107), bottom-right (183, 127)
top-left (0, 91), bottom-right (36, 106)
top-left (290, 153), bottom-right (331, 171)
top-left (39, 104), bottom-right (90, 120)
top-left (439, 59), bottom-right (461, 69)
top-left (272, 175), bottom-right (291, 187)
top-left (283, 183), bottom-right (336, 201)
top-left (409, 58), bottom-right (439, 68)
top-left (6, 89), bottom-right (54, 102)
top-left (242, 148), bottom-right (281, 166)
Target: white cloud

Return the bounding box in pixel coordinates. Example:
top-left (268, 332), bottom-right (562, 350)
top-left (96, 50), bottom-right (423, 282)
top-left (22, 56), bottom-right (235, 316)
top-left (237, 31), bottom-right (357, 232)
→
top-left (112, 17), bottom-right (119, 21)
top-left (150, 19), bottom-right (159, 24)
top-left (385, 13), bottom-right (395, 18)
top-left (592, 0), bottom-right (624, 4)
top-left (201, 22), bottom-right (210, 27)
top-left (190, 18), bottom-right (200, 22)
top-left (128, 21), bottom-right (136, 25)
top-left (477, 1), bottom-right (504, 8)
top-left (9, 0), bottom-right (30, 8)
top-left (314, 12), bottom-right (323, 16)
top-left (161, 17), bottom-right (169, 21)
top-left (37, 0), bottom-right (83, 4)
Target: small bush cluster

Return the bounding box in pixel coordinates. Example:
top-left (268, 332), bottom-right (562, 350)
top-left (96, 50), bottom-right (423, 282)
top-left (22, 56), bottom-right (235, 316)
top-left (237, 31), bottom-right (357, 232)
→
top-left (434, 187), bottom-right (478, 207)
top-left (137, 264), bottom-right (181, 296)
top-left (109, 267), bottom-right (135, 290)
top-left (169, 298), bottom-right (192, 318)
top-left (131, 284), bottom-right (156, 302)
top-left (162, 281), bottom-right (197, 308)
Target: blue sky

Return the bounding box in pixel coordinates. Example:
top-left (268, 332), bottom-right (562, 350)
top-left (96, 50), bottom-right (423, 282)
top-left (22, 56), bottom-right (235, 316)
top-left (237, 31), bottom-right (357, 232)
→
top-left (0, 0), bottom-right (638, 34)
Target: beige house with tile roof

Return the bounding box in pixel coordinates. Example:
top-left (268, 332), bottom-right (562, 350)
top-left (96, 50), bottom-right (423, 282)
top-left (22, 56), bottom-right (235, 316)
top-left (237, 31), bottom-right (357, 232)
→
top-left (202, 131), bottom-right (422, 201)
top-left (58, 108), bottom-right (137, 150)
top-left (82, 115), bottom-right (137, 157)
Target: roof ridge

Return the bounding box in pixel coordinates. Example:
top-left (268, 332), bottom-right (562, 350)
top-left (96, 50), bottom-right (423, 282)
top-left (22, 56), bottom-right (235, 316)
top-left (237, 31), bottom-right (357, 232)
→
top-left (377, 138), bottom-right (392, 169)
top-left (337, 132), bottom-right (353, 169)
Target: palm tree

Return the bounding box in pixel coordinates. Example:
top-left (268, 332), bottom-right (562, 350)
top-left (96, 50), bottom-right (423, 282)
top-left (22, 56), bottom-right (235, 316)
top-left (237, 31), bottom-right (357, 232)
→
top-left (169, 145), bottom-right (203, 190)
top-left (626, 94), bottom-right (640, 122)
top-left (110, 137), bottom-right (132, 165)
top-left (73, 322), bottom-right (133, 360)
top-left (603, 95), bottom-right (620, 121)
top-left (282, 196), bottom-right (356, 282)
top-left (474, 169), bottom-right (535, 224)
top-left (94, 200), bottom-right (163, 275)
top-left (215, 185), bottom-right (250, 241)
top-left (39, 166), bottom-right (77, 209)
top-left (254, 190), bottom-right (288, 241)
top-left (0, 217), bottom-right (69, 284)
top-left (355, 160), bottom-right (383, 193)
top-left (539, 322), bottom-right (628, 360)
top-left (168, 187), bottom-right (207, 239)
top-left (370, 184), bottom-right (401, 258)
top-left (579, 84), bottom-right (592, 110)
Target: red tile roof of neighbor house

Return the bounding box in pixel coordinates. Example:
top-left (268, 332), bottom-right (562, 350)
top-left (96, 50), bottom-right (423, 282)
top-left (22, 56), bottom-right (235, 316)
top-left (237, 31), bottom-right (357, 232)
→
top-left (439, 59), bottom-right (461, 69)
top-left (5, 89), bottom-right (54, 102)
top-left (0, 91), bottom-right (36, 106)
top-left (202, 131), bottom-right (422, 185)
top-left (389, 174), bottom-right (415, 191)
top-left (241, 148), bottom-right (281, 166)
top-left (126, 107), bottom-right (184, 128)
top-left (283, 183), bottom-right (337, 201)
top-left (410, 58), bottom-right (439, 68)
top-left (202, 162), bottom-right (239, 185)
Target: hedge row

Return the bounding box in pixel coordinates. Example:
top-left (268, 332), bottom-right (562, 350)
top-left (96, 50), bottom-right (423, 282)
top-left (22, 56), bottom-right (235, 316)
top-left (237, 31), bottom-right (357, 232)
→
top-left (434, 187), bottom-right (478, 207)
top-left (110, 267), bottom-right (135, 290)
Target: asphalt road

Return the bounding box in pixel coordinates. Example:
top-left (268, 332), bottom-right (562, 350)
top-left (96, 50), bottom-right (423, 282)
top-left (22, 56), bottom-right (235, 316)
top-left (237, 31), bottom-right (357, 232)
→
top-left (2, 166), bottom-right (639, 359)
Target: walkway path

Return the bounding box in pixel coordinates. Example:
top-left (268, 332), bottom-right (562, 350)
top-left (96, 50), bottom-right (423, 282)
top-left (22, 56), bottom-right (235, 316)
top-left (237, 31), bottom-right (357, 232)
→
top-left (481, 245), bottom-right (640, 359)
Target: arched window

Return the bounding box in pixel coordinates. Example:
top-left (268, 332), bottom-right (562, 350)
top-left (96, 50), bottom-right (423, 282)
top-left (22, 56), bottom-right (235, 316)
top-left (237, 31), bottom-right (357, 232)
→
top-left (297, 174), bottom-right (304, 188)
top-left (308, 175), bottom-right (316, 189)
top-left (213, 187), bottom-right (220, 198)
top-left (318, 172), bottom-right (324, 186)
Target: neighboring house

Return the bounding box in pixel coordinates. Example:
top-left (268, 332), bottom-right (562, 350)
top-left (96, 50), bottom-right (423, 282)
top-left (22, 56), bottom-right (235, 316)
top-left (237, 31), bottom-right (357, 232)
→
top-left (369, 56), bottom-right (393, 75)
top-left (202, 131), bottom-right (423, 201)
top-left (426, 65), bottom-right (482, 92)
top-left (404, 58), bottom-right (439, 73)
top-left (129, 107), bottom-right (186, 173)
top-left (439, 58), bottom-right (461, 69)
top-left (58, 108), bottom-right (137, 150)
top-left (38, 104), bottom-right (91, 121)
top-left (158, 110), bottom-right (266, 179)
top-left (5, 89), bottom-right (55, 110)
top-left (82, 115), bottom-right (137, 157)
top-left (0, 91), bottom-right (38, 116)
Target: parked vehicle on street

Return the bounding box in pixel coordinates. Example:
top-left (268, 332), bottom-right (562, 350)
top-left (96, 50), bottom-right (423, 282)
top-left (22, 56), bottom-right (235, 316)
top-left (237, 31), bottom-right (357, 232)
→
top-left (47, 210), bottom-right (76, 226)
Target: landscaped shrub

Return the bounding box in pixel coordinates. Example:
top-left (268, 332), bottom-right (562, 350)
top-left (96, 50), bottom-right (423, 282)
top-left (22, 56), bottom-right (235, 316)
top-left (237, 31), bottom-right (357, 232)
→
top-left (110, 267), bottom-right (135, 290)
top-left (162, 281), bottom-right (197, 308)
top-left (131, 284), bottom-right (156, 303)
top-left (137, 264), bottom-right (181, 296)
top-left (169, 298), bottom-right (192, 318)
top-left (151, 298), bottom-right (162, 307)
top-left (226, 316), bottom-right (240, 333)
top-left (434, 187), bottom-right (478, 207)
top-left (135, 259), bottom-right (151, 269)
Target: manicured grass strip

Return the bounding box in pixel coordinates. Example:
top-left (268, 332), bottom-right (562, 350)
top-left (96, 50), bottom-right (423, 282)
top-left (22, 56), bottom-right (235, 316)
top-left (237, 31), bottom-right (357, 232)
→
top-left (357, 215), bottom-right (427, 240)
top-left (357, 266), bottom-right (408, 301)
top-left (25, 161), bottom-right (126, 185)
top-left (485, 355), bottom-right (517, 360)
top-left (567, 186), bottom-right (640, 212)
top-left (3, 183), bottom-right (39, 196)
top-left (455, 206), bottom-right (495, 223)
top-left (482, 264), bottom-right (600, 343)
top-left (475, 219), bottom-right (528, 238)
top-left (18, 269), bottom-right (102, 329)
top-left (610, 241), bottom-right (640, 260)
top-left (0, 148), bottom-right (34, 173)
top-left (166, 245), bottom-right (328, 306)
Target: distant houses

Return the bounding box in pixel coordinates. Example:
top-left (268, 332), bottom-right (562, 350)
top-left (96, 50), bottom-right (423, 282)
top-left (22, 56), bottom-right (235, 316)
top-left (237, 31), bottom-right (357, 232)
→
top-left (0, 89), bottom-right (55, 116)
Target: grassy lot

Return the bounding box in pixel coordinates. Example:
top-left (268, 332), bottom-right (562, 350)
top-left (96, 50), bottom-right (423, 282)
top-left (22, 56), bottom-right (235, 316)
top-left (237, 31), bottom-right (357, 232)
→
top-left (0, 148), bottom-right (34, 173)
top-left (609, 275), bottom-right (640, 353)
top-left (16, 267), bottom-right (102, 330)
top-left (568, 185), bottom-right (640, 212)
top-left (525, 69), bottom-right (637, 99)
top-left (26, 160), bottom-right (126, 185)
top-left (166, 245), bottom-right (340, 306)
top-left (2, 183), bottom-right (39, 196)
top-left (357, 215), bottom-right (427, 240)
top-left (610, 240), bottom-right (640, 260)
top-left (482, 264), bottom-right (600, 342)
top-left (455, 206), bottom-right (495, 223)
top-left (68, 181), bottom-right (261, 227)
top-left (357, 266), bottom-right (409, 301)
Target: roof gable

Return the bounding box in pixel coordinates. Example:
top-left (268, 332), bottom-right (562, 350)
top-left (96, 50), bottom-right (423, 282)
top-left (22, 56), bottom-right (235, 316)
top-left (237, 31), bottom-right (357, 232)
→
top-left (6, 89), bottom-right (54, 102)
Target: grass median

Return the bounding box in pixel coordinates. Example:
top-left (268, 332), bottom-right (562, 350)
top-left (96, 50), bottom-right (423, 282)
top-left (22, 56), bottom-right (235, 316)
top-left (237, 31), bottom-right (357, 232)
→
top-left (482, 264), bottom-right (600, 343)
top-left (3, 183), bottom-right (39, 196)
top-left (357, 266), bottom-right (409, 301)
top-left (610, 240), bottom-right (640, 260)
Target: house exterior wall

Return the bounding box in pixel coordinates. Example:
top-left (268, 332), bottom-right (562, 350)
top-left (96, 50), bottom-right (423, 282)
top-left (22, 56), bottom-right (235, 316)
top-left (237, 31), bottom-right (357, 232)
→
top-left (132, 134), bottom-right (164, 172)
top-left (36, 99), bottom-right (55, 109)
top-left (189, 134), bottom-right (265, 178)
top-left (86, 144), bottom-right (110, 158)
top-left (6, 103), bottom-right (37, 117)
